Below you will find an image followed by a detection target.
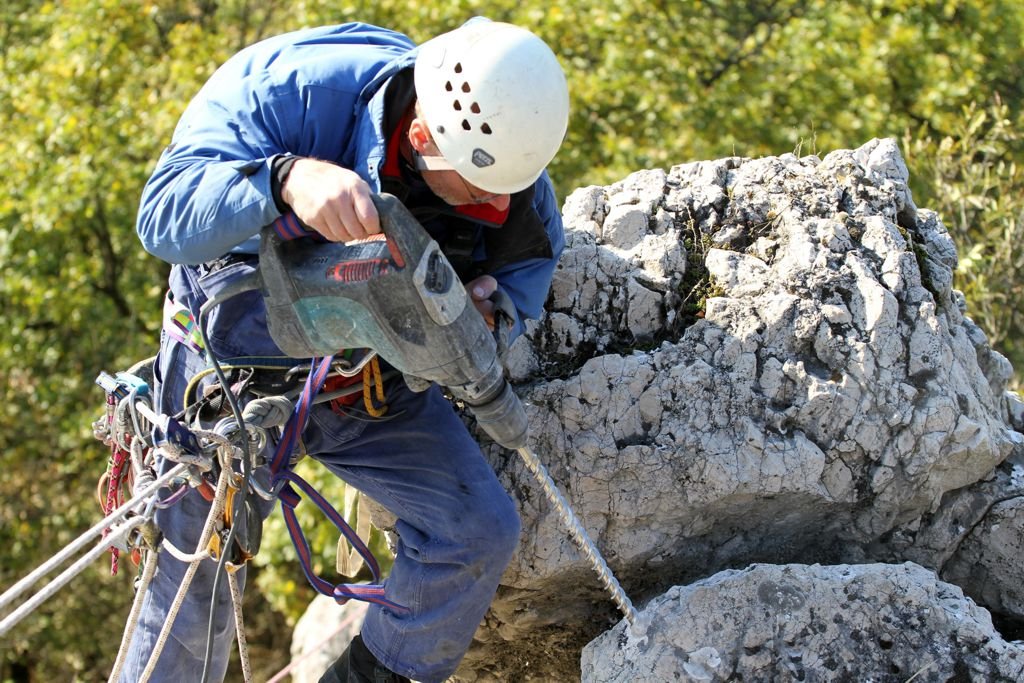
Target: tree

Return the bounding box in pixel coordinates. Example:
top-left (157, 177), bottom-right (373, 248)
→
top-left (0, 1), bottom-right (231, 678)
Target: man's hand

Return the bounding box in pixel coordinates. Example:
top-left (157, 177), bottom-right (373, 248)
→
top-left (281, 158), bottom-right (380, 241)
top-left (467, 275), bottom-right (499, 331)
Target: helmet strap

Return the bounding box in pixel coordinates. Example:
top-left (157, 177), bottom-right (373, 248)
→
top-left (411, 149), bottom-right (455, 172)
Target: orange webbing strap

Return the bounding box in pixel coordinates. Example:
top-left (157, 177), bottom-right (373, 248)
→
top-left (362, 356), bottom-right (388, 417)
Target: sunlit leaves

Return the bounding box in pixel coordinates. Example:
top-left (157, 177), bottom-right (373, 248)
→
top-left (904, 99), bottom-right (1024, 383)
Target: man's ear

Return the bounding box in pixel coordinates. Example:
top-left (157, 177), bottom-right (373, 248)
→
top-left (408, 117), bottom-right (434, 154)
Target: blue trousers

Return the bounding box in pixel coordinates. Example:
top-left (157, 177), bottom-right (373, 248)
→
top-left (118, 326), bottom-right (521, 682)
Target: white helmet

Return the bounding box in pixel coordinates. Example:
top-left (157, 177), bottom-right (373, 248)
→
top-left (414, 20), bottom-right (569, 195)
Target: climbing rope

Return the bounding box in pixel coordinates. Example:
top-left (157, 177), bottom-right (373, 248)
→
top-left (108, 548), bottom-right (159, 683)
top-left (0, 463), bottom-right (188, 637)
top-left (138, 467), bottom-right (231, 682)
top-left (227, 569), bottom-right (252, 683)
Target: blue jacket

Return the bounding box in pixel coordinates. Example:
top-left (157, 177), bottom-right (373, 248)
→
top-left (137, 22), bottom-right (565, 341)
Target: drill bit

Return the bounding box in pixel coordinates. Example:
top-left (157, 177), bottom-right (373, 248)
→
top-left (516, 446), bottom-right (639, 625)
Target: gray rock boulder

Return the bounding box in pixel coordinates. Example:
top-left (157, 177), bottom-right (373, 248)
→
top-left (471, 138), bottom-right (1023, 679)
top-left (581, 562), bottom-right (1024, 682)
top-left (941, 463), bottom-right (1024, 619)
top-left (291, 139), bottom-right (1024, 682)
top-left (288, 597), bottom-right (366, 682)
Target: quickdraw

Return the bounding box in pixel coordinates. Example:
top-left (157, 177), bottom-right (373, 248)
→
top-left (93, 365), bottom-right (155, 575)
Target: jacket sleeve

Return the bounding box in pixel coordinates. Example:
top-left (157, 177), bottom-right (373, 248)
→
top-left (136, 25), bottom-right (419, 266)
top-left (136, 71), bottom-right (314, 265)
top-left (491, 172), bottom-right (565, 341)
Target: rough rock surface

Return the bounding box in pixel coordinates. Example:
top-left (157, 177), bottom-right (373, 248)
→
top-left (291, 139), bottom-right (1024, 681)
top-left (581, 562), bottom-right (1024, 682)
top-left (288, 597), bottom-right (366, 682)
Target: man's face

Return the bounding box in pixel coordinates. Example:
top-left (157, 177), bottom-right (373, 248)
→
top-left (422, 165), bottom-right (511, 211)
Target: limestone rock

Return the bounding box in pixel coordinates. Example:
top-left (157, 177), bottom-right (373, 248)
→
top-left (581, 563), bottom-right (1024, 682)
top-left (942, 461), bottom-right (1024, 619)
top-left (468, 138), bottom-right (1023, 679)
top-left (292, 139), bottom-right (1024, 682)
top-left (288, 597), bottom-right (366, 683)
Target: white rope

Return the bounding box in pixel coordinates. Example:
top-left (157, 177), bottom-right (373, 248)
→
top-left (0, 463), bottom-right (187, 636)
top-left (0, 515), bottom-right (145, 636)
top-left (107, 548), bottom-right (160, 683)
top-left (138, 467), bottom-right (230, 682)
top-left (161, 537), bottom-right (214, 564)
top-left (227, 569), bottom-right (252, 683)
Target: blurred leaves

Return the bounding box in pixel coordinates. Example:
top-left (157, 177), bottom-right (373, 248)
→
top-left (904, 98), bottom-right (1024, 382)
top-left (2, 0), bottom-right (1023, 679)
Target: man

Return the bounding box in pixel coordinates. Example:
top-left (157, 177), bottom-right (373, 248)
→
top-left (121, 17), bottom-right (569, 683)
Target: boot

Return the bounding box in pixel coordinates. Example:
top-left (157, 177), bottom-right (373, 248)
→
top-left (319, 633), bottom-right (412, 683)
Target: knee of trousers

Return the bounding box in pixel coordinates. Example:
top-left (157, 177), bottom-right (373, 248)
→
top-left (400, 482), bottom-right (522, 572)
top-left (461, 486), bottom-right (522, 567)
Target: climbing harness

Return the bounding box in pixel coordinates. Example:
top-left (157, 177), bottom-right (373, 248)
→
top-left (0, 317), bottom-right (400, 683)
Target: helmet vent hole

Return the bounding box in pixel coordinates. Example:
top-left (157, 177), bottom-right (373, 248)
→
top-left (480, 123), bottom-right (492, 135)
top-left (470, 102), bottom-right (481, 114)
top-left (461, 82), bottom-right (471, 93)
top-left (454, 62), bottom-right (463, 73)
top-left (453, 100), bottom-right (462, 111)
top-left (461, 119), bottom-right (471, 131)
top-left (445, 81), bottom-right (453, 92)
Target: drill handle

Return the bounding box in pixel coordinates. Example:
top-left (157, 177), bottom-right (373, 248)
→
top-left (272, 195), bottom-right (423, 267)
top-left (489, 287), bottom-right (517, 359)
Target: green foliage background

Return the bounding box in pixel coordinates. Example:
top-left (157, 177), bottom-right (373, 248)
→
top-left (1, 1), bottom-right (1022, 680)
